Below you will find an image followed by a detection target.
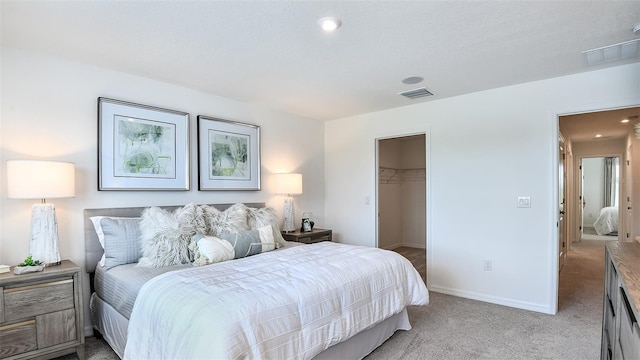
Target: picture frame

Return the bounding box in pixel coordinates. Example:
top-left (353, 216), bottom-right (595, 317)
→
top-left (197, 115), bottom-right (261, 190)
top-left (98, 97), bottom-right (190, 190)
top-left (301, 218), bottom-right (312, 232)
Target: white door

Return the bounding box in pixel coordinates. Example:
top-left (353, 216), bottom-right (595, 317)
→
top-left (558, 138), bottom-right (566, 272)
top-left (625, 145), bottom-right (633, 241)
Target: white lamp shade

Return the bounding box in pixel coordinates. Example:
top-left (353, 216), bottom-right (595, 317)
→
top-left (275, 173), bottom-right (302, 195)
top-left (7, 160), bottom-right (76, 199)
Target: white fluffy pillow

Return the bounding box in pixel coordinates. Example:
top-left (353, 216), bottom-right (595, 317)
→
top-left (199, 203), bottom-right (249, 237)
top-left (246, 206), bottom-right (286, 248)
top-left (138, 206), bottom-right (193, 267)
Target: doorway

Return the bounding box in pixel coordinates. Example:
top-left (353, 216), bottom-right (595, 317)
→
top-left (556, 106), bottom-right (638, 312)
top-left (580, 156), bottom-right (620, 241)
top-left (377, 134), bottom-right (426, 283)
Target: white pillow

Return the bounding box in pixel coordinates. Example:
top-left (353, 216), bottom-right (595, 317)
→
top-left (138, 207), bottom-right (192, 267)
top-left (190, 225), bottom-right (276, 266)
top-left (90, 216), bottom-right (142, 269)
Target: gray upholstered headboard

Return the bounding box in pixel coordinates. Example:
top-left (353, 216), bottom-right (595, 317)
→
top-left (83, 203), bottom-right (265, 274)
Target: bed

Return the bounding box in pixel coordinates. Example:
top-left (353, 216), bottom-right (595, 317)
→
top-left (84, 203), bottom-right (428, 359)
top-left (593, 206), bottom-right (618, 236)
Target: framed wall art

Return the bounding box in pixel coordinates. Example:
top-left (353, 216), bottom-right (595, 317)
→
top-left (98, 97), bottom-right (190, 190)
top-left (197, 115), bottom-right (261, 190)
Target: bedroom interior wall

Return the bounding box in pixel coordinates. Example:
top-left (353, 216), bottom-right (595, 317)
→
top-left (324, 62), bottom-right (640, 314)
top-left (0, 47), bottom-right (325, 330)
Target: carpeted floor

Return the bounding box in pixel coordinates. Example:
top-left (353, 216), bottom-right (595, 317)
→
top-left (57, 240), bottom-right (605, 360)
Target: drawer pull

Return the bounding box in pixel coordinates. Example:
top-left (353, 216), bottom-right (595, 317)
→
top-left (4, 279), bottom-right (73, 294)
top-left (620, 287), bottom-right (637, 326)
top-left (0, 320), bottom-right (35, 331)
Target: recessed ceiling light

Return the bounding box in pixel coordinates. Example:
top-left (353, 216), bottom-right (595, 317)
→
top-left (621, 119), bottom-right (630, 123)
top-left (402, 76), bottom-right (424, 85)
top-left (595, 134), bottom-right (603, 138)
top-left (318, 17), bottom-right (341, 32)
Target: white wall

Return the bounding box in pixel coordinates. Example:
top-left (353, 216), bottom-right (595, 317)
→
top-left (325, 62), bottom-right (640, 314)
top-left (0, 47), bottom-right (325, 331)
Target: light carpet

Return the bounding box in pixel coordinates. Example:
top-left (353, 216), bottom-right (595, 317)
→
top-left (57, 240), bottom-right (604, 360)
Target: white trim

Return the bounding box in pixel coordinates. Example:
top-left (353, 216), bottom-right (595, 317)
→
top-left (428, 286), bottom-right (553, 315)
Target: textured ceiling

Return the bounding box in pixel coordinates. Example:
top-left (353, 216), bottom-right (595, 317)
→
top-left (1, 1), bottom-right (639, 121)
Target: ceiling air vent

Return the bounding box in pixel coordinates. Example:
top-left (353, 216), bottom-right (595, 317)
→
top-left (398, 87), bottom-right (434, 99)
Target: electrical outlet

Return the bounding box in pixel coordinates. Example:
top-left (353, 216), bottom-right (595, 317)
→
top-left (483, 260), bottom-right (492, 271)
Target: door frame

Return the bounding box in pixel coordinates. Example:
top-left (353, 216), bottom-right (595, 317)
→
top-left (574, 154), bottom-right (624, 242)
top-left (552, 101), bottom-right (639, 314)
top-left (374, 129), bottom-right (431, 283)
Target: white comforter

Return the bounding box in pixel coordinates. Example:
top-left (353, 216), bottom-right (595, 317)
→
top-left (593, 206), bottom-right (618, 235)
top-left (123, 242), bottom-right (428, 360)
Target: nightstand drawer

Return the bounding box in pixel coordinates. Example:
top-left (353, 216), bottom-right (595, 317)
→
top-left (36, 309), bottom-right (76, 348)
top-left (0, 320), bottom-right (37, 357)
top-left (3, 279), bottom-right (74, 322)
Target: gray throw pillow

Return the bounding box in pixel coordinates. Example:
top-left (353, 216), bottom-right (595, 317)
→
top-left (91, 217), bottom-right (142, 270)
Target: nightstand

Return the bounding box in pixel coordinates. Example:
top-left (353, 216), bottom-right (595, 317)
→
top-left (281, 228), bottom-right (332, 244)
top-left (0, 260), bottom-right (85, 360)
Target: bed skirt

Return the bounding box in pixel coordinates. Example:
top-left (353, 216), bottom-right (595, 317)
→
top-left (90, 292), bottom-right (410, 359)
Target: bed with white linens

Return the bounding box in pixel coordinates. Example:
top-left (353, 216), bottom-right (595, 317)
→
top-left (593, 206), bottom-right (618, 236)
top-left (84, 203), bottom-right (428, 359)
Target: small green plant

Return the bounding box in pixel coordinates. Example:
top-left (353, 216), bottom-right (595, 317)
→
top-left (19, 255), bottom-right (42, 267)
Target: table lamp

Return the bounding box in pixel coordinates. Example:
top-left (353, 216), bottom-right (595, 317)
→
top-left (275, 173), bottom-right (302, 233)
top-left (7, 160), bottom-right (76, 266)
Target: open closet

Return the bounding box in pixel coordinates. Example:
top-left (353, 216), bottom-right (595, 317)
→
top-left (377, 134), bottom-right (426, 282)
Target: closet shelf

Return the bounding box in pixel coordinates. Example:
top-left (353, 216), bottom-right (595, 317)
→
top-left (379, 166), bottom-right (425, 184)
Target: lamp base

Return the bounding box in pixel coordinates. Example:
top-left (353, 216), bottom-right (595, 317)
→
top-left (30, 203), bottom-right (61, 266)
top-left (282, 197), bottom-right (296, 232)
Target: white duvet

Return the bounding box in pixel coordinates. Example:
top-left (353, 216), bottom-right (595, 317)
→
top-left (123, 242), bottom-right (428, 360)
top-left (593, 206), bottom-right (618, 235)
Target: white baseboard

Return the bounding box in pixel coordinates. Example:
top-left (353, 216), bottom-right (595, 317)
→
top-left (428, 285), bottom-right (553, 315)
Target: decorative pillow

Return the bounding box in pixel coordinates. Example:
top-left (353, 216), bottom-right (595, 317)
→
top-left (190, 225), bottom-right (276, 266)
top-left (246, 206), bottom-right (286, 248)
top-left (90, 216), bottom-right (142, 270)
top-left (199, 203), bottom-right (250, 237)
top-left (138, 206), bottom-right (193, 267)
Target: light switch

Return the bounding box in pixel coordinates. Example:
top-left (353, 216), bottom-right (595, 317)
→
top-left (517, 196), bottom-right (531, 208)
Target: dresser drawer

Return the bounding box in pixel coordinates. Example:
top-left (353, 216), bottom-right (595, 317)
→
top-left (607, 259), bottom-right (618, 306)
top-left (3, 279), bottom-right (74, 322)
top-left (605, 295), bottom-right (616, 347)
top-left (0, 320), bottom-right (37, 358)
top-left (618, 288), bottom-right (640, 360)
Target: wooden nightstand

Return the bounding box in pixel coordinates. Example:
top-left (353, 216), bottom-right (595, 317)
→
top-left (0, 260), bottom-right (85, 360)
top-left (281, 228), bottom-right (332, 244)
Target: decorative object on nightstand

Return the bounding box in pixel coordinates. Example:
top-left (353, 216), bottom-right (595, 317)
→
top-left (13, 255), bottom-right (44, 275)
top-left (301, 212), bottom-right (314, 232)
top-left (275, 173), bottom-right (302, 232)
top-left (0, 260), bottom-right (85, 359)
top-left (281, 228), bottom-right (332, 244)
top-left (7, 160), bottom-right (76, 266)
